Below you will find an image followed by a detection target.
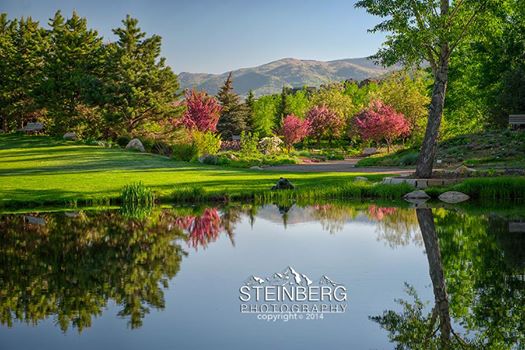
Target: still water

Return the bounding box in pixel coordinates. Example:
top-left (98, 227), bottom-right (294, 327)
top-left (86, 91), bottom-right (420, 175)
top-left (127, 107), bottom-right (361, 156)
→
top-left (0, 203), bottom-right (523, 349)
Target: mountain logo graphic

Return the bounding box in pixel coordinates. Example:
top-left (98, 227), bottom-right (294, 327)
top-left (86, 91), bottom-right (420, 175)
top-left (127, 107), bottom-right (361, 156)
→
top-left (243, 266), bottom-right (342, 287)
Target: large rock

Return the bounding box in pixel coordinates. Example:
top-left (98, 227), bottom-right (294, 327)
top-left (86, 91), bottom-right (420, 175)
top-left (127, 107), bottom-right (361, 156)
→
top-left (354, 176), bottom-right (369, 182)
top-left (63, 132), bottom-right (77, 140)
top-left (126, 138), bottom-right (145, 152)
top-left (362, 147), bottom-right (378, 156)
top-left (23, 215), bottom-right (46, 225)
top-left (454, 165), bottom-right (476, 176)
top-left (198, 155), bottom-right (218, 165)
top-left (438, 191), bottom-right (470, 204)
top-left (403, 190), bottom-right (430, 200)
top-left (271, 177), bottom-right (295, 190)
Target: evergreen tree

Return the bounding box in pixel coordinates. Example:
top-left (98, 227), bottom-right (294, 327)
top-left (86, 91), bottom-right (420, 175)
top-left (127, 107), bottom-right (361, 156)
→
top-left (36, 11), bottom-right (106, 136)
top-left (244, 89), bottom-right (255, 132)
top-left (216, 72), bottom-right (247, 139)
top-left (104, 15), bottom-right (180, 136)
top-left (0, 15), bottom-right (46, 131)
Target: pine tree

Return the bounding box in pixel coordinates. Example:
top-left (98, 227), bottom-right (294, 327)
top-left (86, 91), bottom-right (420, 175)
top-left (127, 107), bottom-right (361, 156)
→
top-left (36, 11), bottom-right (106, 135)
top-left (0, 15), bottom-right (46, 131)
top-left (216, 72), bottom-right (247, 139)
top-left (104, 15), bottom-right (180, 136)
top-left (244, 89), bottom-right (255, 132)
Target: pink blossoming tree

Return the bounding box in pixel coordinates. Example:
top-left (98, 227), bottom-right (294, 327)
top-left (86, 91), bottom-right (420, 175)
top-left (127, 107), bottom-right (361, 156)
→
top-left (180, 90), bottom-right (222, 132)
top-left (353, 100), bottom-right (410, 152)
top-left (306, 105), bottom-right (344, 145)
top-left (280, 114), bottom-right (310, 151)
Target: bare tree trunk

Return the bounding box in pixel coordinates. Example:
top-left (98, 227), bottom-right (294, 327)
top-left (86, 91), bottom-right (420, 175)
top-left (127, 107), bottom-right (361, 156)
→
top-left (416, 208), bottom-right (452, 346)
top-left (415, 58), bottom-right (449, 178)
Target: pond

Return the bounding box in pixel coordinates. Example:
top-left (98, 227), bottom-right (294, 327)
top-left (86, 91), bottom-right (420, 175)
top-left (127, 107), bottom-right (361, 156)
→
top-left (0, 202), bottom-right (523, 349)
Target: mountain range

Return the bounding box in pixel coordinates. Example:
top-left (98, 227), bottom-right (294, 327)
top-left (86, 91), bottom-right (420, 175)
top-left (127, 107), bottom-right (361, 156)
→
top-left (178, 57), bottom-right (394, 97)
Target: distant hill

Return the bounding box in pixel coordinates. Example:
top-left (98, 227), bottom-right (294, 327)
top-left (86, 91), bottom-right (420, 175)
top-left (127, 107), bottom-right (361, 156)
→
top-left (178, 57), bottom-right (394, 97)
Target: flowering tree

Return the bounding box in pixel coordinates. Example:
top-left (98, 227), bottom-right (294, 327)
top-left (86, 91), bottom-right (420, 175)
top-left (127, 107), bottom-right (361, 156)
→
top-left (280, 114), bottom-right (310, 151)
top-left (306, 105), bottom-right (344, 145)
top-left (353, 100), bottom-right (410, 152)
top-left (180, 90), bottom-right (222, 132)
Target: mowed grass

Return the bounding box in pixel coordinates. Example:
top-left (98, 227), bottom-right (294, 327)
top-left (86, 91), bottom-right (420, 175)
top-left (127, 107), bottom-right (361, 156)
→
top-left (0, 135), bottom-right (392, 206)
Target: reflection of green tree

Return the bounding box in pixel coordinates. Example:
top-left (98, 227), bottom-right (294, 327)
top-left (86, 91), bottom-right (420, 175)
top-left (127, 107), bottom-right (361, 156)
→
top-left (369, 206), bottom-right (421, 248)
top-left (0, 210), bottom-right (186, 332)
top-left (372, 208), bottom-right (525, 349)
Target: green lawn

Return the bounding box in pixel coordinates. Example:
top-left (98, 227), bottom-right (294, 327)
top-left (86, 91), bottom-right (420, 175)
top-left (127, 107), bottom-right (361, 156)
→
top-left (0, 135), bottom-right (389, 206)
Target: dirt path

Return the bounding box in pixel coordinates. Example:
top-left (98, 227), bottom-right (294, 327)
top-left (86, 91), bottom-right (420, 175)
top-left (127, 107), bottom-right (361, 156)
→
top-left (264, 158), bottom-right (414, 174)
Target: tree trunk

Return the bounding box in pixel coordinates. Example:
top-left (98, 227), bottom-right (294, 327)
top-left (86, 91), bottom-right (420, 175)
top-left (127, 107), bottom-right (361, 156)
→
top-left (416, 208), bottom-right (452, 346)
top-left (415, 58), bottom-right (449, 178)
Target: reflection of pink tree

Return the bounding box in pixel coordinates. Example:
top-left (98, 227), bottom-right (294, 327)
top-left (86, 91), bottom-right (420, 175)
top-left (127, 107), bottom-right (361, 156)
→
top-left (175, 208), bottom-right (221, 249)
top-left (368, 205), bottom-right (397, 221)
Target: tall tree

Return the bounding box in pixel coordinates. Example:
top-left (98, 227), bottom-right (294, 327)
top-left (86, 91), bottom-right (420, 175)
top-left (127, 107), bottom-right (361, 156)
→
top-left (104, 15), bottom-right (180, 136)
top-left (37, 11), bottom-right (106, 135)
top-left (216, 72), bottom-right (247, 139)
top-left (244, 89), bottom-right (255, 132)
top-left (0, 15), bottom-right (46, 132)
top-left (356, 0), bottom-right (500, 178)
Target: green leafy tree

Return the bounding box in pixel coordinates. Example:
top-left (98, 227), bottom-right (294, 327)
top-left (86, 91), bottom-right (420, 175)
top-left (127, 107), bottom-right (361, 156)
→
top-left (356, 0), bottom-right (500, 178)
top-left (216, 72), bottom-right (248, 139)
top-left (36, 11), bottom-right (106, 136)
top-left (251, 94), bottom-right (280, 137)
top-left (104, 15), bottom-right (180, 136)
top-left (284, 89), bottom-right (311, 118)
top-left (310, 85), bottom-right (354, 121)
top-left (372, 70), bottom-right (431, 143)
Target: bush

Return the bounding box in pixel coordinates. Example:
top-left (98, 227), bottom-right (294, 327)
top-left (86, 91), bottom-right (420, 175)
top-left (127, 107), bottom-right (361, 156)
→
top-left (240, 131), bottom-right (260, 156)
top-left (259, 136), bottom-right (283, 155)
top-left (192, 130), bottom-right (221, 157)
top-left (172, 143), bottom-right (198, 161)
top-left (116, 135), bottom-right (131, 147)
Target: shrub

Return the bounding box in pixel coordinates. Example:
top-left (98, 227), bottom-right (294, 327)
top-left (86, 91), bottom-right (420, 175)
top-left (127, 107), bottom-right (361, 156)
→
top-left (116, 135), bottom-right (131, 147)
top-left (240, 131), bottom-right (260, 156)
top-left (172, 143), bottom-right (198, 161)
top-left (191, 130), bottom-right (221, 157)
top-left (259, 136), bottom-right (283, 155)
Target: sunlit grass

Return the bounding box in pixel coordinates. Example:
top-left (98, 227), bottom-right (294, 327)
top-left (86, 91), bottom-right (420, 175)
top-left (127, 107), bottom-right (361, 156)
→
top-left (0, 134), bottom-right (392, 207)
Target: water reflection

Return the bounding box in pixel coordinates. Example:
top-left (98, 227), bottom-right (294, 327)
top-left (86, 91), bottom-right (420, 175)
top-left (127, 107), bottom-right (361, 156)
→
top-left (0, 202), bottom-right (523, 349)
top-left (0, 210), bottom-right (186, 331)
top-left (372, 208), bottom-right (525, 349)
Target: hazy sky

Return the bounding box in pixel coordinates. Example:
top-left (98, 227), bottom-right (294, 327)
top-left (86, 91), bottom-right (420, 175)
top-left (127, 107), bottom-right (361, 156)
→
top-left (0, 0), bottom-right (386, 74)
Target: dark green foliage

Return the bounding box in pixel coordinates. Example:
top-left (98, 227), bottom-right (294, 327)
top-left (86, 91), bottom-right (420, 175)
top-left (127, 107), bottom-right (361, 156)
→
top-left (0, 11), bottom-right (181, 138)
top-left (216, 72), bottom-right (248, 139)
top-left (172, 143), bottom-right (198, 161)
top-left (36, 11), bottom-right (106, 136)
top-left (0, 15), bottom-right (46, 132)
top-left (104, 15), bottom-right (180, 136)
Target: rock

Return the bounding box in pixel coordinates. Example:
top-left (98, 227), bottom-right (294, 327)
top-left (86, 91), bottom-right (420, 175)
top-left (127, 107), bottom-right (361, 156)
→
top-left (63, 132), bottom-right (77, 140)
top-left (65, 212), bottom-right (80, 218)
top-left (198, 155), bottom-right (218, 165)
top-left (454, 165), bottom-right (476, 176)
top-left (250, 166), bottom-right (263, 170)
top-left (23, 216), bottom-right (46, 225)
top-left (362, 147), bottom-right (378, 156)
top-left (271, 177), bottom-right (295, 190)
top-left (354, 176), bottom-right (369, 182)
top-left (125, 138), bottom-right (145, 152)
top-left (403, 190), bottom-right (430, 200)
top-left (438, 191), bottom-right (470, 204)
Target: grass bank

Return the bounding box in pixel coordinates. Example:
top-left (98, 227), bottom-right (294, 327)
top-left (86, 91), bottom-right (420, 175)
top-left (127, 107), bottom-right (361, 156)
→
top-left (0, 135), bottom-right (400, 208)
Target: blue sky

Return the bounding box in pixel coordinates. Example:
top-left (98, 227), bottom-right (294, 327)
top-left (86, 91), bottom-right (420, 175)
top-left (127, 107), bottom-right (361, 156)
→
top-left (0, 0), bottom-right (386, 74)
